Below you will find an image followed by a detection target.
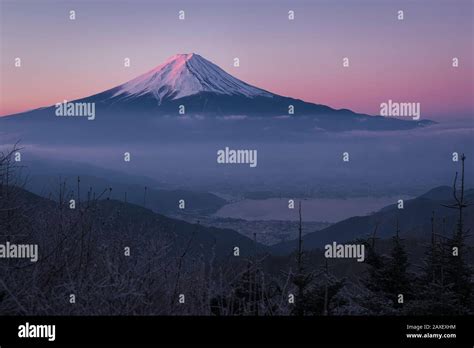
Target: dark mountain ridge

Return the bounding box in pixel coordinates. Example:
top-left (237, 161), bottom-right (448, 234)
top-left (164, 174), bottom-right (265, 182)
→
top-left (272, 186), bottom-right (474, 254)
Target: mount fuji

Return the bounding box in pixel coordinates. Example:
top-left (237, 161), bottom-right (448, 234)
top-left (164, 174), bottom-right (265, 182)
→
top-left (112, 53), bottom-right (273, 102)
top-left (1, 53), bottom-right (434, 144)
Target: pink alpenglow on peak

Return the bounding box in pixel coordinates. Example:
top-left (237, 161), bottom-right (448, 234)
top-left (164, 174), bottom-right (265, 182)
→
top-left (112, 53), bottom-right (274, 103)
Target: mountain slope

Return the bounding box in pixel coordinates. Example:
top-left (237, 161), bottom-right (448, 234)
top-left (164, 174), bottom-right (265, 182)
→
top-left (27, 174), bottom-right (227, 215)
top-left (3, 185), bottom-right (266, 259)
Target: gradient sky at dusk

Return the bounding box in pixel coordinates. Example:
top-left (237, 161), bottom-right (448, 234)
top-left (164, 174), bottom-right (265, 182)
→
top-left (1, 0), bottom-right (473, 120)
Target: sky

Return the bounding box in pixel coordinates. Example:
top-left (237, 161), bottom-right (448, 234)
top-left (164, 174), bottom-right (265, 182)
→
top-left (0, 0), bottom-right (473, 120)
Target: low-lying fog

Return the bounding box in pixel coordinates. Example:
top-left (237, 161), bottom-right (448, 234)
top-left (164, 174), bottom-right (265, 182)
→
top-left (2, 121), bottom-right (472, 202)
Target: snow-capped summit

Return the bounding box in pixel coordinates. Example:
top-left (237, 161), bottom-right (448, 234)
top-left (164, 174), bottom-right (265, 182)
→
top-left (112, 53), bottom-right (273, 103)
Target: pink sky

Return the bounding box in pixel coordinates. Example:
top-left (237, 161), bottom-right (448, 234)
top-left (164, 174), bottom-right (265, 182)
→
top-left (1, 0), bottom-right (473, 120)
